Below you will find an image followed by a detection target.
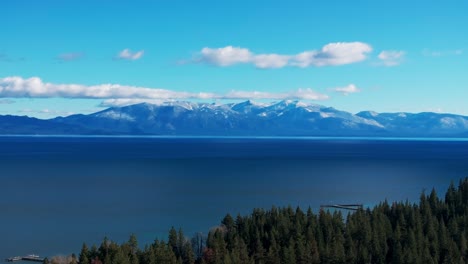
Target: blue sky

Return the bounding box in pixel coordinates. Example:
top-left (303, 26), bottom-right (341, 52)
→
top-left (1, 0), bottom-right (467, 118)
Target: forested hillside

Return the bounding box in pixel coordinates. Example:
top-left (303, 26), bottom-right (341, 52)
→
top-left (70, 178), bottom-right (467, 264)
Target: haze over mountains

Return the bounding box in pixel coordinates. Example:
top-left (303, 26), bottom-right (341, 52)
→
top-left (1, 100), bottom-right (468, 137)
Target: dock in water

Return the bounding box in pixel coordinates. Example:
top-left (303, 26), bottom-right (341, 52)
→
top-left (5, 255), bottom-right (45, 263)
top-left (320, 204), bottom-right (363, 211)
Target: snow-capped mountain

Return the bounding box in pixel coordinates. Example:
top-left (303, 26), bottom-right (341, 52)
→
top-left (49, 100), bottom-right (387, 136)
top-left (356, 111), bottom-right (468, 136)
top-left (2, 100), bottom-right (468, 136)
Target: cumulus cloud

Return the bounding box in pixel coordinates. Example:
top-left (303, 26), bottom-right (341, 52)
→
top-left (1, 76), bottom-right (330, 107)
top-left (0, 99), bottom-right (15, 104)
top-left (194, 42), bottom-right (373, 68)
top-left (378, 50), bottom-right (405, 66)
top-left (332, 84), bottom-right (361, 95)
top-left (199, 46), bottom-right (252, 66)
top-left (57, 52), bottom-right (84, 62)
top-left (0, 76), bottom-right (204, 99)
top-left (292, 42), bottom-right (373, 67)
top-left (117, 49), bottom-right (144, 60)
top-left (253, 54), bottom-right (290, 69)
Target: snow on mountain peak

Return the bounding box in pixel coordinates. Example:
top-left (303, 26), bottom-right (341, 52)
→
top-left (95, 110), bottom-right (135, 121)
top-left (62, 101), bottom-right (467, 136)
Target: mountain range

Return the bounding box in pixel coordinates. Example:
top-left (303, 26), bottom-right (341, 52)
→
top-left (1, 100), bottom-right (468, 137)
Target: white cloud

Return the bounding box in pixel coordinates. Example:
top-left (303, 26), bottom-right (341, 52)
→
top-left (290, 88), bottom-right (330, 100)
top-left (0, 76), bottom-right (204, 99)
top-left (199, 46), bottom-right (252, 66)
top-left (332, 84), bottom-right (361, 95)
top-left (117, 49), bottom-right (144, 60)
top-left (378, 50), bottom-right (405, 66)
top-left (99, 99), bottom-right (166, 107)
top-left (224, 88), bottom-right (329, 100)
top-left (57, 52), bottom-right (84, 61)
top-left (422, 49), bottom-right (463, 57)
top-left (195, 42), bottom-right (373, 68)
top-left (292, 42), bottom-right (373, 67)
top-left (0, 98), bottom-right (15, 104)
top-left (0, 76), bottom-right (330, 106)
top-left (253, 54), bottom-right (291, 69)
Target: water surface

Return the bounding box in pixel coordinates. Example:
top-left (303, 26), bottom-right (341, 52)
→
top-left (1, 137), bottom-right (467, 260)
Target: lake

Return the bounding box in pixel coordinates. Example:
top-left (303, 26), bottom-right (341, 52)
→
top-left (1, 136), bottom-right (467, 260)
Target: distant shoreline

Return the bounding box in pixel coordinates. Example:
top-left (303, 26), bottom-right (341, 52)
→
top-left (1, 135), bottom-right (468, 141)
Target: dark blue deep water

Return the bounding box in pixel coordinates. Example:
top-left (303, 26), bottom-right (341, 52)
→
top-left (1, 136), bottom-right (468, 260)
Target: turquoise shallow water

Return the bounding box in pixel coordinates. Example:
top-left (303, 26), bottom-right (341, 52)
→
top-left (1, 137), bottom-right (467, 260)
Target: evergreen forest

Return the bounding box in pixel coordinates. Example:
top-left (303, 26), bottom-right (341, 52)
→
top-left (66, 178), bottom-right (467, 264)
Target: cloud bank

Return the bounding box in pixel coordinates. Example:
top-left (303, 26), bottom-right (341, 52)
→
top-left (0, 76), bottom-right (203, 99)
top-left (195, 42), bottom-right (373, 68)
top-left (117, 49), bottom-right (144, 60)
top-left (0, 76), bottom-right (330, 105)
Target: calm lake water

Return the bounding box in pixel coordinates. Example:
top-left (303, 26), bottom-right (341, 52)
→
top-left (1, 136), bottom-right (468, 260)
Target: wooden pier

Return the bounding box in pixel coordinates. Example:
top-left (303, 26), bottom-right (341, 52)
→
top-left (5, 255), bottom-right (45, 263)
top-left (320, 204), bottom-right (363, 211)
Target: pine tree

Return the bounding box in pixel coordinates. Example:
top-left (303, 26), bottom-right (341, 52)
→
top-left (429, 188), bottom-right (439, 215)
top-left (426, 217), bottom-right (439, 261)
top-left (113, 248), bottom-right (130, 264)
top-left (154, 241), bottom-right (177, 264)
top-left (438, 218), bottom-right (450, 263)
top-left (238, 238), bottom-right (251, 264)
top-left (422, 242), bottom-right (436, 264)
top-left (177, 228), bottom-right (185, 258)
top-left (182, 241), bottom-right (195, 264)
top-left (253, 237), bottom-right (265, 264)
top-left (265, 236), bottom-right (280, 264)
top-left (403, 228), bottom-right (418, 264)
top-left (222, 214), bottom-right (236, 250)
top-left (79, 243), bottom-right (90, 264)
top-left (128, 234), bottom-right (138, 255)
top-left (460, 233), bottom-right (467, 262)
top-left (169, 227), bottom-right (179, 257)
top-left (309, 239), bottom-right (320, 264)
top-left (280, 238), bottom-right (296, 264)
top-left (294, 234), bottom-right (307, 264)
top-left (344, 228), bottom-right (356, 263)
top-left (330, 231), bottom-right (345, 264)
top-left (142, 245), bottom-right (156, 264)
top-left (89, 245), bottom-right (99, 260)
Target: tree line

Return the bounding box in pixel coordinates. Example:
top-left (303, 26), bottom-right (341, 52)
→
top-left (71, 178), bottom-right (467, 264)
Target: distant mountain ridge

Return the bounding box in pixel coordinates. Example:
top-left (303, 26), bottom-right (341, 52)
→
top-left (2, 100), bottom-right (468, 137)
